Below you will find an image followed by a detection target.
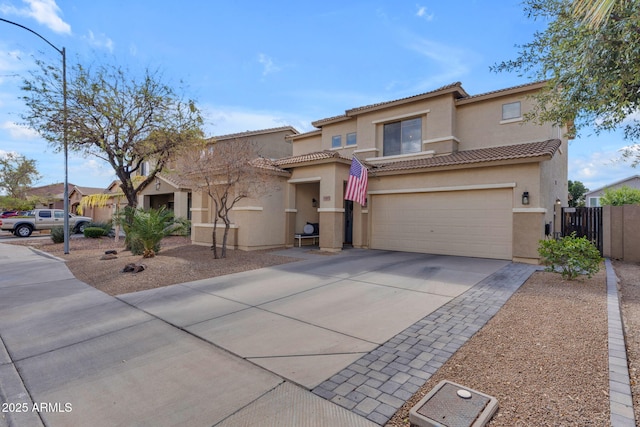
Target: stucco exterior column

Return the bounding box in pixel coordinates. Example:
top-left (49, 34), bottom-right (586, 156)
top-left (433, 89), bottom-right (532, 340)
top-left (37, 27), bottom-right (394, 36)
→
top-left (512, 209), bottom-right (546, 264)
top-left (318, 166), bottom-right (345, 251)
top-left (173, 191), bottom-right (189, 219)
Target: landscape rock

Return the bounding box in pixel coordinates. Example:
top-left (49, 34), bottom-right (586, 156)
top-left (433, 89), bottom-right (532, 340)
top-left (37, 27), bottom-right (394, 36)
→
top-left (100, 254), bottom-right (118, 260)
top-left (122, 263), bottom-right (146, 273)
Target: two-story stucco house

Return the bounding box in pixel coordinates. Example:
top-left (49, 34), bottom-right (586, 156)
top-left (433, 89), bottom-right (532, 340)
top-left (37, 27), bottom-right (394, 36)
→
top-left (190, 81), bottom-right (568, 263)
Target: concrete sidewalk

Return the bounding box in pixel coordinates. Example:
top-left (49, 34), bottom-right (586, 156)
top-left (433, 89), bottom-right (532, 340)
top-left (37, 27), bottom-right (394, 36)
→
top-left (0, 243), bottom-right (535, 426)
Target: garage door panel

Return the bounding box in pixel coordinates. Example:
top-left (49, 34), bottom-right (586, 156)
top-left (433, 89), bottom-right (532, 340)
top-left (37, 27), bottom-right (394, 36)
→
top-left (371, 190), bottom-right (512, 259)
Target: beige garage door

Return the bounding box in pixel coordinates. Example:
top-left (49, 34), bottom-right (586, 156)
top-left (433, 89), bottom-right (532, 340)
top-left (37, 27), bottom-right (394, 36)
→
top-left (370, 189), bottom-right (513, 259)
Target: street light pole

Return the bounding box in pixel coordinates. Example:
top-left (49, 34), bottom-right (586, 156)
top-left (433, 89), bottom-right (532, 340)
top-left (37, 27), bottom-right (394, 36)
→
top-left (1, 18), bottom-right (70, 253)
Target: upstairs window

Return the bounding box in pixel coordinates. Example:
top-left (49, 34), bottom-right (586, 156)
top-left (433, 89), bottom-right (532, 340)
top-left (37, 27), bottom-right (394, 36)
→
top-left (346, 132), bottom-right (357, 146)
top-left (502, 101), bottom-right (521, 121)
top-left (332, 135), bottom-right (342, 148)
top-left (383, 117), bottom-right (422, 156)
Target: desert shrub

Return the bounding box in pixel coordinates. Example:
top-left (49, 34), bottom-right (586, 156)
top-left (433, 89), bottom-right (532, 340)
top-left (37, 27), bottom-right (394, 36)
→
top-left (118, 207), bottom-right (189, 258)
top-left (538, 232), bottom-right (603, 280)
top-left (50, 226), bottom-right (72, 244)
top-left (83, 227), bottom-right (106, 238)
top-left (87, 221), bottom-right (112, 235)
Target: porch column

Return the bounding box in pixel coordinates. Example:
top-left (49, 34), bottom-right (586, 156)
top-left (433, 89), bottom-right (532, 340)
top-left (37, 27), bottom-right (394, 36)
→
top-left (318, 169), bottom-right (344, 252)
top-left (173, 191), bottom-right (189, 219)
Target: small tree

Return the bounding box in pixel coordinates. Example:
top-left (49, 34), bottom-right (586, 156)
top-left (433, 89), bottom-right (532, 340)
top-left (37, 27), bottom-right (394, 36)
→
top-left (0, 152), bottom-right (41, 199)
top-left (20, 61), bottom-right (204, 208)
top-left (568, 180), bottom-right (589, 207)
top-left (600, 185), bottom-right (640, 206)
top-left (175, 138), bottom-right (281, 258)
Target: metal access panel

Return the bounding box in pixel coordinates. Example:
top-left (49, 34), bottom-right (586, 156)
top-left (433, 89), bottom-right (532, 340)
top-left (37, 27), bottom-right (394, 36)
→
top-left (409, 380), bottom-right (498, 427)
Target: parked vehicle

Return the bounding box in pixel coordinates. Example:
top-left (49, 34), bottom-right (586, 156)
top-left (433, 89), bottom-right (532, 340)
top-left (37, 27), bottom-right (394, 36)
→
top-left (0, 209), bottom-right (93, 237)
top-left (1, 211), bottom-right (18, 218)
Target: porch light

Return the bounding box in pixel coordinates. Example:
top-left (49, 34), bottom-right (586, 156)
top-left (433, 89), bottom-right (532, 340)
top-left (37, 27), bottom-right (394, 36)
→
top-left (555, 198), bottom-right (561, 205)
top-left (522, 191), bottom-right (530, 205)
top-left (312, 198), bottom-right (318, 207)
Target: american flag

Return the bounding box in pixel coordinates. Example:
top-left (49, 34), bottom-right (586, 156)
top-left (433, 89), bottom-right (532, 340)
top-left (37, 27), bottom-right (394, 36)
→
top-left (345, 156), bottom-right (368, 206)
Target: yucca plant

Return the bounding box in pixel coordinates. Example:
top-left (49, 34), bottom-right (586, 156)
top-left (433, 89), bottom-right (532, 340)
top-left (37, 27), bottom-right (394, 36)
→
top-left (118, 207), bottom-right (189, 258)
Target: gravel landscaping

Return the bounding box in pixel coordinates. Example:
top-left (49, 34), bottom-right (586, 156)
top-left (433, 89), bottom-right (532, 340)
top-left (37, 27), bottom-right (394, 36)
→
top-left (6, 235), bottom-right (640, 426)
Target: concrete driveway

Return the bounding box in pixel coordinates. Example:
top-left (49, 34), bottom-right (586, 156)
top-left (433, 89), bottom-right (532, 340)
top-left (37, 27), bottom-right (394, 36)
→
top-left (121, 249), bottom-right (508, 389)
top-left (0, 244), bottom-right (534, 426)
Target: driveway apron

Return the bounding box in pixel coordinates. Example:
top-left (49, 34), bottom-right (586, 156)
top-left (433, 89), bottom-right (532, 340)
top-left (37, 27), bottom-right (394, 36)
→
top-left (0, 243), bottom-right (535, 426)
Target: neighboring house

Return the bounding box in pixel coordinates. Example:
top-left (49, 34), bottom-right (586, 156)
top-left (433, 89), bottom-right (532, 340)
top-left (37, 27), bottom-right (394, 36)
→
top-left (136, 126), bottom-right (298, 219)
top-left (584, 175), bottom-right (640, 207)
top-left (190, 81), bottom-right (568, 263)
top-left (24, 182), bottom-right (76, 209)
top-left (70, 182), bottom-right (126, 223)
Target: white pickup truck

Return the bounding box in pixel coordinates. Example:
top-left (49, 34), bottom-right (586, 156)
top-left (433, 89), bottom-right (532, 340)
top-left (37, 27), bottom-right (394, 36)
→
top-left (0, 209), bottom-right (93, 237)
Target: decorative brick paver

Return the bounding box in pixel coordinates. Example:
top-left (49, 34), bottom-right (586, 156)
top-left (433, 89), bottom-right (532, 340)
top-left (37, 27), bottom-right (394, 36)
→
top-left (312, 262), bottom-right (539, 425)
top-left (605, 259), bottom-right (636, 427)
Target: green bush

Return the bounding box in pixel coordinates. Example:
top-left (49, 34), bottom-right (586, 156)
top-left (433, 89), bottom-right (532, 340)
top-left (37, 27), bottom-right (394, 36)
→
top-left (538, 232), bottom-right (603, 280)
top-left (50, 226), bottom-right (72, 244)
top-left (83, 227), bottom-right (107, 238)
top-left (117, 207), bottom-right (189, 258)
top-left (600, 185), bottom-right (640, 206)
top-left (87, 221), bottom-right (112, 235)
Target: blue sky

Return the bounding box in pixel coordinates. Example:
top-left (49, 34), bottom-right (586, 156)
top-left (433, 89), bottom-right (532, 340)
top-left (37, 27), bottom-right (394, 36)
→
top-left (0, 0), bottom-right (638, 193)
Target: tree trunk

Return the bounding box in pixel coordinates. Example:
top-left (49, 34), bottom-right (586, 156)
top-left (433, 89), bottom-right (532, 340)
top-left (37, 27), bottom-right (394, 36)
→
top-left (222, 222), bottom-right (230, 258)
top-left (211, 217), bottom-right (219, 259)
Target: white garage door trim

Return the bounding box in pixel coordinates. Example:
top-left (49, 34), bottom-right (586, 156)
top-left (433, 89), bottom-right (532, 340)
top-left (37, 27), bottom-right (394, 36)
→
top-left (370, 187), bottom-right (513, 260)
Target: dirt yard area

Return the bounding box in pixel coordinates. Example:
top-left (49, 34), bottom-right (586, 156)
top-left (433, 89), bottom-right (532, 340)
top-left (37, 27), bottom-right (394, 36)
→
top-left (7, 236), bottom-right (640, 425)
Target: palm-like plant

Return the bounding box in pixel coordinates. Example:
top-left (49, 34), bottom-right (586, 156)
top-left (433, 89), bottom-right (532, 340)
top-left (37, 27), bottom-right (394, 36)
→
top-left (118, 207), bottom-right (189, 258)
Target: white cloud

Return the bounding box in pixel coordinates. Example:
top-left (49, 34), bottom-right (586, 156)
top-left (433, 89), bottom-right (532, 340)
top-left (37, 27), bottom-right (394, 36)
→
top-left (0, 148), bottom-right (18, 158)
top-left (568, 147), bottom-right (639, 191)
top-left (202, 104), bottom-right (314, 137)
top-left (258, 53), bottom-right (281, 76)
top-left (402, 36), bottom-right (473, 92)
top-left (416, 5), bottom-right (434, 21)
top-left (83, 30), bottom-right (114, 53)
top-left (69, 157), bottom-right (115, 181)
top-left (0, 0), bottom-right (71, 34)
top-left (1, 121), bottom-right (39, 139)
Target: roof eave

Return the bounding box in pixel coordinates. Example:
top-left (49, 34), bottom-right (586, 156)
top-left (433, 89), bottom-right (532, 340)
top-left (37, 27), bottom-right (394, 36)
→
top-left (372, 154), bottom-right (554, 176)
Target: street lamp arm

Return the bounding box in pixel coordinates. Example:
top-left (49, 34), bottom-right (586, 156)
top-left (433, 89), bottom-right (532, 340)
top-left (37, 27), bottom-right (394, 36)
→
top-left (0, 18), bottom-right (63, 55)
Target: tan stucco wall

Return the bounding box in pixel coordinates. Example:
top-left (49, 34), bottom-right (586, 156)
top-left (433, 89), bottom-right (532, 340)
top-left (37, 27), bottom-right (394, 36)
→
top-left (512, 212), bottom-right (546, 263)
top-left (292, 132), bottom-right (322, 156)
top-left (604, 205), bottom-right (640, 262)
top-left (456, 92), bottom-right (558, 150)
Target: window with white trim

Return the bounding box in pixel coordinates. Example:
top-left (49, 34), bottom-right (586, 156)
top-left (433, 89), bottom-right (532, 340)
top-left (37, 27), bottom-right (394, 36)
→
top-left (346, 132), bottom-right (357, 146)
top-left (383, 117), bottom-right (421, 156)
top-left (502, 101), bottom-right (521, 121)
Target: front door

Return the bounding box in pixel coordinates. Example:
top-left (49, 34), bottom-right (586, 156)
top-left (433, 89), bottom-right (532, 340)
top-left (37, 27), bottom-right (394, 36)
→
top-left (344, 199), bottom-right (353, 244)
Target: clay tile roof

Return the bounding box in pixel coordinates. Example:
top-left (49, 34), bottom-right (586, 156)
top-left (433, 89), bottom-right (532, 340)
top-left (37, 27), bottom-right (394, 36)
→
top-left (249, 157), bottom-right (290, 174)
top-left (345, 82), bottom-right (468, 115)
top-left (274, 150), bottom-right (350, 167)
top-left (209, 126), bottom-right (299, 141)
top-left (374, 139), bottom-right (562, 173)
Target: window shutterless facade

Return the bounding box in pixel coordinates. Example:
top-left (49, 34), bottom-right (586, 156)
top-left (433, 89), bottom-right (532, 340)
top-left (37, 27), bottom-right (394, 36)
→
top-left (502, 101), bottom-right (521, 120)
top-left (346, 132), bottom-right (357, 146)
top-left (383, 117), bottom-right (422, 156)
top-left (332, 135), bottom-right (342, 148)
